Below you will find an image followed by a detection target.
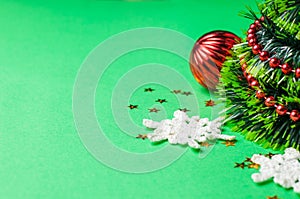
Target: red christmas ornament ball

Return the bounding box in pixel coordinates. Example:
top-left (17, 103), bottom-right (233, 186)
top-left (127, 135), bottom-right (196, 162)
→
top-left (281, 63), bottom-right (292, 74)
top-left (250, 79), bottom-right (259, 87)
top-left (265, 96), bottom-right (275, 107)
top-left (189, 30), bottom-right (241, 90)
top-left (290, 110), bottom-right (300, 122)
top-left (269, 57), bottom-right (280, 68)
top-left (295, 68), bottom-right (300, 78)
top-left (276, 104), bottom-right (288, 115)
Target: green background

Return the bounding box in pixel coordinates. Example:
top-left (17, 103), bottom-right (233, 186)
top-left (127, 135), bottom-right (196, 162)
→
top-left (0, 0), bottom-right (299, 198)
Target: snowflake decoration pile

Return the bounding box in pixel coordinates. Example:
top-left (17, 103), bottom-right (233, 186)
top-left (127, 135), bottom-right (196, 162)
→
top-left (251, 147), bottom-right (300, 193)
top-left (143, 110), bottom-right (236, 149)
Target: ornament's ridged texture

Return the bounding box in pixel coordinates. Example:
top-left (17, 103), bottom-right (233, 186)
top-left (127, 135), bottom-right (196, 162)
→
top-left (189, 31), bottom-right (240, 90)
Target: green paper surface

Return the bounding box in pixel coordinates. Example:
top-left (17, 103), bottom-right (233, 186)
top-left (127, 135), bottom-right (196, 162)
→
top-left (0, 0), bottom-right (299, 198)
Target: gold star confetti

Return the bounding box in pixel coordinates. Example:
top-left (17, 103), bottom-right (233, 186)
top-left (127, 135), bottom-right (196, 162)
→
top-left (265, 152), bottom-right (276, 158)
top-left (248, 163), bottom-right (260, 170)
top-left (148, 108), bottom-right (160, 113)
top-left (128, 104), bottom-right (138, 109)
top-left (234, 162), bottom-right (245, 169)
top-left (267, 196), bottom-right (280, 199)
top-left (200, 142), bottom-right (212, 148)
top-left (179, 108), bottom-right (190, 112)
top-left (144, 88), bottom-right (154, 92)
top-left (155, 99), bottom-right (167, 104)
top-left (244, 157), bottom-right (253, 163)
top-left (171, 90), bottom-right (181, 94)
top-left (136, 134), bottom-right (147, 140)
top-left (222, 140), bottom-right (236, 147)
top-left (205, 99), bottom-right (216, 107)
top-left (182, 91), bottom-right (192, 96)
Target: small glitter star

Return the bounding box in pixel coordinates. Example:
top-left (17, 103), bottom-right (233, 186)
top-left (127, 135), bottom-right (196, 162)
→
top-left (222, 140), bottom-right (236, 147)
top-left (182, 91), bottom-right (192, 96)
top-left (265, 152), bottom-right (276, 158)
top-left (200, 142), bottom-right (212, 147)
top-left (171, 90), bottom-right (181, 94)
top-left (267, 196), bottom-right (280, 199)
top-left (128, 104), bottom-right (138, 109)
top-left (155, 99), bottom-right (167, 104)
top-left (205, 99), bottom-right (216, 107)
top-left (144, 88), bottom-right (154, 92)
top-left (234, 162), bottom-right (245, 169)
top-left (248, 163), bottom-right (260, 170)
top-left (136, 134), bottom-right (147, 140)
top-left (178, 108), bottom-right (190, 112)
top-left (244, 157), bottom-right (253, 163)
top-left (149, 108), bottom-right (160, 113)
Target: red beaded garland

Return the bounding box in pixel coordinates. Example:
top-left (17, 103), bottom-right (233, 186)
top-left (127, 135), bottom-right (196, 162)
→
top-left (247, 33), bottom-right (255, 40)
top-left (248, 38), bottom-right (257, 47)
top-left (252, 44), bottom-right (262, 55)
top-left (250, 80), bottom-right (259, 87)
top-left (256, 90), bottom-right (265, 99)
top-left (247, 28), bottom-right (256, 34)
top-left (259, 51), bottom-right (269, 61)
top-left (249, 23), bottom-right (257, 29)
top-left (295, 68), bottom-right (300, 78)
top-left (276, 104), bottom-right (288, 115)
top-left (281, 63), bottom-right (292, 74)
top-left (269, 57), bottom-right (280, 68)
top-left (265, 96), bottom-right (276, 107)
top-left (290, 110), bottom-right (300, 122)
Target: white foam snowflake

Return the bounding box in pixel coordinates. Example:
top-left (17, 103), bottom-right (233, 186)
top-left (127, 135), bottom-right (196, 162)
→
top-left (251, 147), bottom-right (300, 193)
top-left (143, 110), bottom-right (235, 149)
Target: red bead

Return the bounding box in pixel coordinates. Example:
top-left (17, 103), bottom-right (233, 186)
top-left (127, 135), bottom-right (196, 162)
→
top-left (255, 20), bottom-right (260, 26)
top-left (265, 96), bottom-right (275, 107)
top-left (249, 23), bottom-right (256, 29)
top-left (260, 16), bottom-right (265, 21)
top-left (250, 80), bottom-right (259, 87)
top-left (259, 51), bottom-right (269, 61)
top-left (247, 33), bottom-right (255, 41)
top-left (256, 90), bottom-right (265, 99)
top-left (248, 38), bottom-right (257, 47)
top-left (290, 110), bottom-right (300, 122)
top-left (281, 63), bottom-right (292, 74)
top-left (295, 68), bottom-right (300, 78)
top-left (247, 28), bottom-right (256, 34)
top-left (246, 74), bottom-right (253, 82)
top-left (276, 104), bottom-right (287, 115)
top-left (243, 71), bottom-right (248, 77)
top-left (241, 63), bottom-right (247, 71)
top-left (252, 44), bottom-right (262, 55)
top-left (269, 58), bottom-right (280, 68)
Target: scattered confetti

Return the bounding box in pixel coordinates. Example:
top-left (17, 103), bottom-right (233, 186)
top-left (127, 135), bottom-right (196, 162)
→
top-left (142, 110), bottom-right (235, 149)
top-left (200, 142), bottom-right (212, 148)
top-left (267, 196), bottom-right (280, 199)
top-left (149, 108), bottom-right (160, 113)
top-left (251, 148), bottom-right (300, 193)
top-left (205, 99), bottom-right (216, 107)
top-left (264, 152), bottom-right (276, 158)
top-left (234, 162), bottom-right (245, 169)
top-left (182, 91), bottom-right (192, 96)
top-left (128, 104), bottom-right (138, 109)
top-left (136, 134), bottom-right (147, 140)
top-left (155, 99), bottom-right (167, 104)
top-left (178, 108), bottom-right (190, 112)
top-left (144, 88), bottom-right (154, 92)
top-left (222, 140), bottom-right (236, 147)
top-left (171, 90), bottom-right (181, 94)
top-left (248, 163), bottom-right (260, 169)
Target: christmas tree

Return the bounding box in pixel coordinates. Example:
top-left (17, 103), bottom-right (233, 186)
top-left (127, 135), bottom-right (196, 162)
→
top-left (218, 0), bottom-right (300, 150)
